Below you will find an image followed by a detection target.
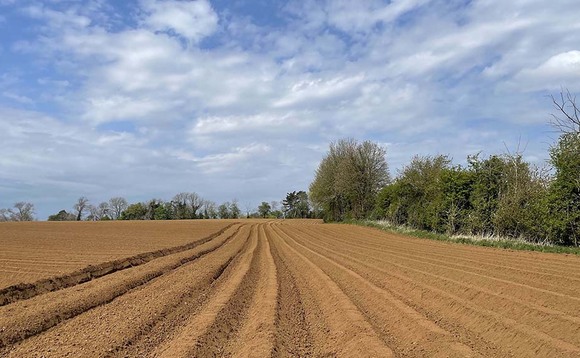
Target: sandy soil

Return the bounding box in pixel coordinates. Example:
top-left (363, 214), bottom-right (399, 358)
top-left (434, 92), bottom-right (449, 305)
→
top-left (1, 220), bottom-right (579, 357)
top-left (0, 220), bottom-right (234, 289)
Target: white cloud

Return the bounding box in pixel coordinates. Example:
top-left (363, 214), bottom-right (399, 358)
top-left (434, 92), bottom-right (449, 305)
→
top-left (273, 75), bottom-right (365, 108)
top-left (1, 0), bottom-right (579, 218)
top-left (510, 51), bottom-right (580, 91)
top-left (141, 0), bottom-right (218, 43)
top-left (192, 112), bottom-right (314, 135)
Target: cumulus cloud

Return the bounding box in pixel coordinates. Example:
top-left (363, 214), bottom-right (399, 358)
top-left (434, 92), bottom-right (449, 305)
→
top-left (0, 0), bottom-right (579, 218)
top-left (141, 0), bottom-right (218, 43)
top-left (510, 51), bottom-right (580, 91)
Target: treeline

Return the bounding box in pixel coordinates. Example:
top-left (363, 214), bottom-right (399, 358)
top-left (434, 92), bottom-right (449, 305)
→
top-left (1, 189), bottom-right (315, 223)
top-left (46, 194), bottom-right (242, 221)
top-left (309, 91), bottom-right (580, 246)
top-left (42, 190), bottom-right (315, 221)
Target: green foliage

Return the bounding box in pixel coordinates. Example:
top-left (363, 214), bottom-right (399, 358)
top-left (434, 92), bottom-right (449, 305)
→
top-left (375, 152), bottom-right (558, 245)
top-left (467, 154), bottom-right (508, 235)
top-left (283, 191), bottom-right (310, 218)
top-left (548, 133), bottom-right (580, 245)
top-left (120, 203), bottom-right (148, 220)
top-left (348, 220), bottom-right (580, 255)
top-left (48, 209), bottom-right (76, 221)
top-left (377, 155), bottom-right (452, 232)
top-left (310, 139), bottom-right (389, 221)
top-left (258, 201), bottom-right (271, 218)
top-left (218, 202), bottom-right (230, 219)
top-left (229, 200), bottom-right (241, 219)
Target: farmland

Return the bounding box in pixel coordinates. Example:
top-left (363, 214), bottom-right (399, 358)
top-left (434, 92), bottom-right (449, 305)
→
top-left (1, 220), bottom-right (579, 357)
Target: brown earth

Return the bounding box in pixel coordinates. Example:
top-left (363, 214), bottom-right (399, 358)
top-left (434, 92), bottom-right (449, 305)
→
top-left (0, 220), bottom-right (234, 289)
top-left (0, 220), bottom-right (579, 357)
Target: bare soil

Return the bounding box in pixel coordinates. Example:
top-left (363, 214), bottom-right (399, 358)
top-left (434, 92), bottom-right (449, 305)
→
top-left (1, 220), bottom-right (579, 357)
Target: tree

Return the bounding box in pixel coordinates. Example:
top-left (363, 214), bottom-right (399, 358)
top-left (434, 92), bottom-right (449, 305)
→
top-left (73, 196), bottom-right (90, 221)
top-left (202, 200), bottom-right (218, 219)
top-left (258, 202), bottom-right (271, 218)
top-left (548, 132), bottom-right (580, 245)
top-left (283, 191), bottom-right (310, 218)
top-left (310, 139), bottom-right (389, 221)
top-left (377, 155), bottom-right (451, 231)
top-left (9, 202), bottom-right (35, 221)
top-left (86, 205), bottom-right (98, 221)
top-left (551, 89), bottom-right (580, 134)
top-left (48, 210), bottom-right (76, 221)
top-left (146, 199), bottom-right (164, 220)
top-left (218, 202), bottom-right (230, 219)
top-left (547, 89), bottom-right (580, 245)
top-left (171, 192), bottom-right (203, 219)
top-left (120, 203), bottom-right (148, 220)
top-left (230, 199), bottom-right (241, 219)
top-left (0, 208), bottom-right (10, 222)
top-left (97, 202), bottom-right (111, 220)
top-left (108, 197), bottom-right (128, 220)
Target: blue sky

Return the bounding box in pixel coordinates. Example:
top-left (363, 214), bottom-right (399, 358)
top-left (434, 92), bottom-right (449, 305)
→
top-left (1, 0), bottom-right (579, 219)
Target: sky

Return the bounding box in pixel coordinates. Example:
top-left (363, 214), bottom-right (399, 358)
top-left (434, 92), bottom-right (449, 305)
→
top-left (1, 0), bottom-right (580, 219)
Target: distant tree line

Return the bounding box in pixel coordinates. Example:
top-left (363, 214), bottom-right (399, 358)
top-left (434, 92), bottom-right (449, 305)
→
top-left (309, 90), bottom-right (580, 246)
top-left (47, 194), bottom-right (244, 221)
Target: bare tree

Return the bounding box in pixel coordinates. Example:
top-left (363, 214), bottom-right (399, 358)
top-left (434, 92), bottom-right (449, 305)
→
top-left (87, 205), bottom-right (98, 221)
top-left (97, 202), bottom-right (110, 219)
top-left (201, 200), bottom-right (218, 219)
top-left (12, 202), bottom-right (35, 221)
top-left (551, 89), bottom-right (580, 134)
top-left (73, 196), bottom-right (90, 221)
top-left (187, 192), bottom-right (203, 219)
top-left (109, 197), bottom-right (128, 220)
top-left (0, 208), bottom-right (10, 222)
top-left (270, 200), bottom-right (279, 212)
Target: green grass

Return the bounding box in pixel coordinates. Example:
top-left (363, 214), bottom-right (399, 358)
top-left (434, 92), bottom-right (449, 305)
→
top-left (342, 220), bottom-right (580, 255)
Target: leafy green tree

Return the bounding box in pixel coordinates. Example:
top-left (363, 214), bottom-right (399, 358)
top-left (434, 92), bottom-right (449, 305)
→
top-left (218, 202), bottom-right (230, 219)
top-left (493, 153), bottom-right (549, 241)
top-left (230, 200), bottom-right (241, 219)
top-left (258, 202), bottom-right (271, 218)
top-left (48, 210), bottom-right (76, 221)
top-left (467, 154), bottom-right (508, 235)
top-left (283, 191), bottom-right (310, 218)
top-left (382, 155), bottom-right (451, 231)
top-left (120, 203), bottom-right (148, 220)
top-left (310, 139), bottom-right (389, 221)
top-left (548, 132), bottom-right (580, 245)
top-left (440, 165), bottom-right (475, 234)
top-left (548, 90), bottom-right (580, 245)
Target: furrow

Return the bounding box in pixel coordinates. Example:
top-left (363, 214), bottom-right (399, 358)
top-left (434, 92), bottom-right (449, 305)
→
top-left (154, 225), bottom-right (260, 358)
top-left (269, 224), bottom-right (314, 358)
top-left (322, 225), bottom-right (580, 277)
top-left (0, 224), bottom-right (242, 349)
top-left (274, 224), bottom-right (481, 358)
top-left (269, 225), bottom-right (394, 357)
top-left (0, 222), bottom-right (238, 306)
top-left (285, 225), bottom-right (580, 357)
top-left (223, 223), bottom-right (279, 357)
top-left (296, 225), bottom-right (580, 308)
top-left (1, 224), bottom-right (251, 358)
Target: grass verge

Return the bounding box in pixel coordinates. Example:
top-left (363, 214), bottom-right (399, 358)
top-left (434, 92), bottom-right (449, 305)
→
top-left (343, 220), bottom-right (580, 255)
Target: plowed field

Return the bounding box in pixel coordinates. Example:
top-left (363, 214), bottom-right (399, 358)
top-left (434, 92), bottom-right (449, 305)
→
top-left (1, 220), bottom-right (579, 357)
